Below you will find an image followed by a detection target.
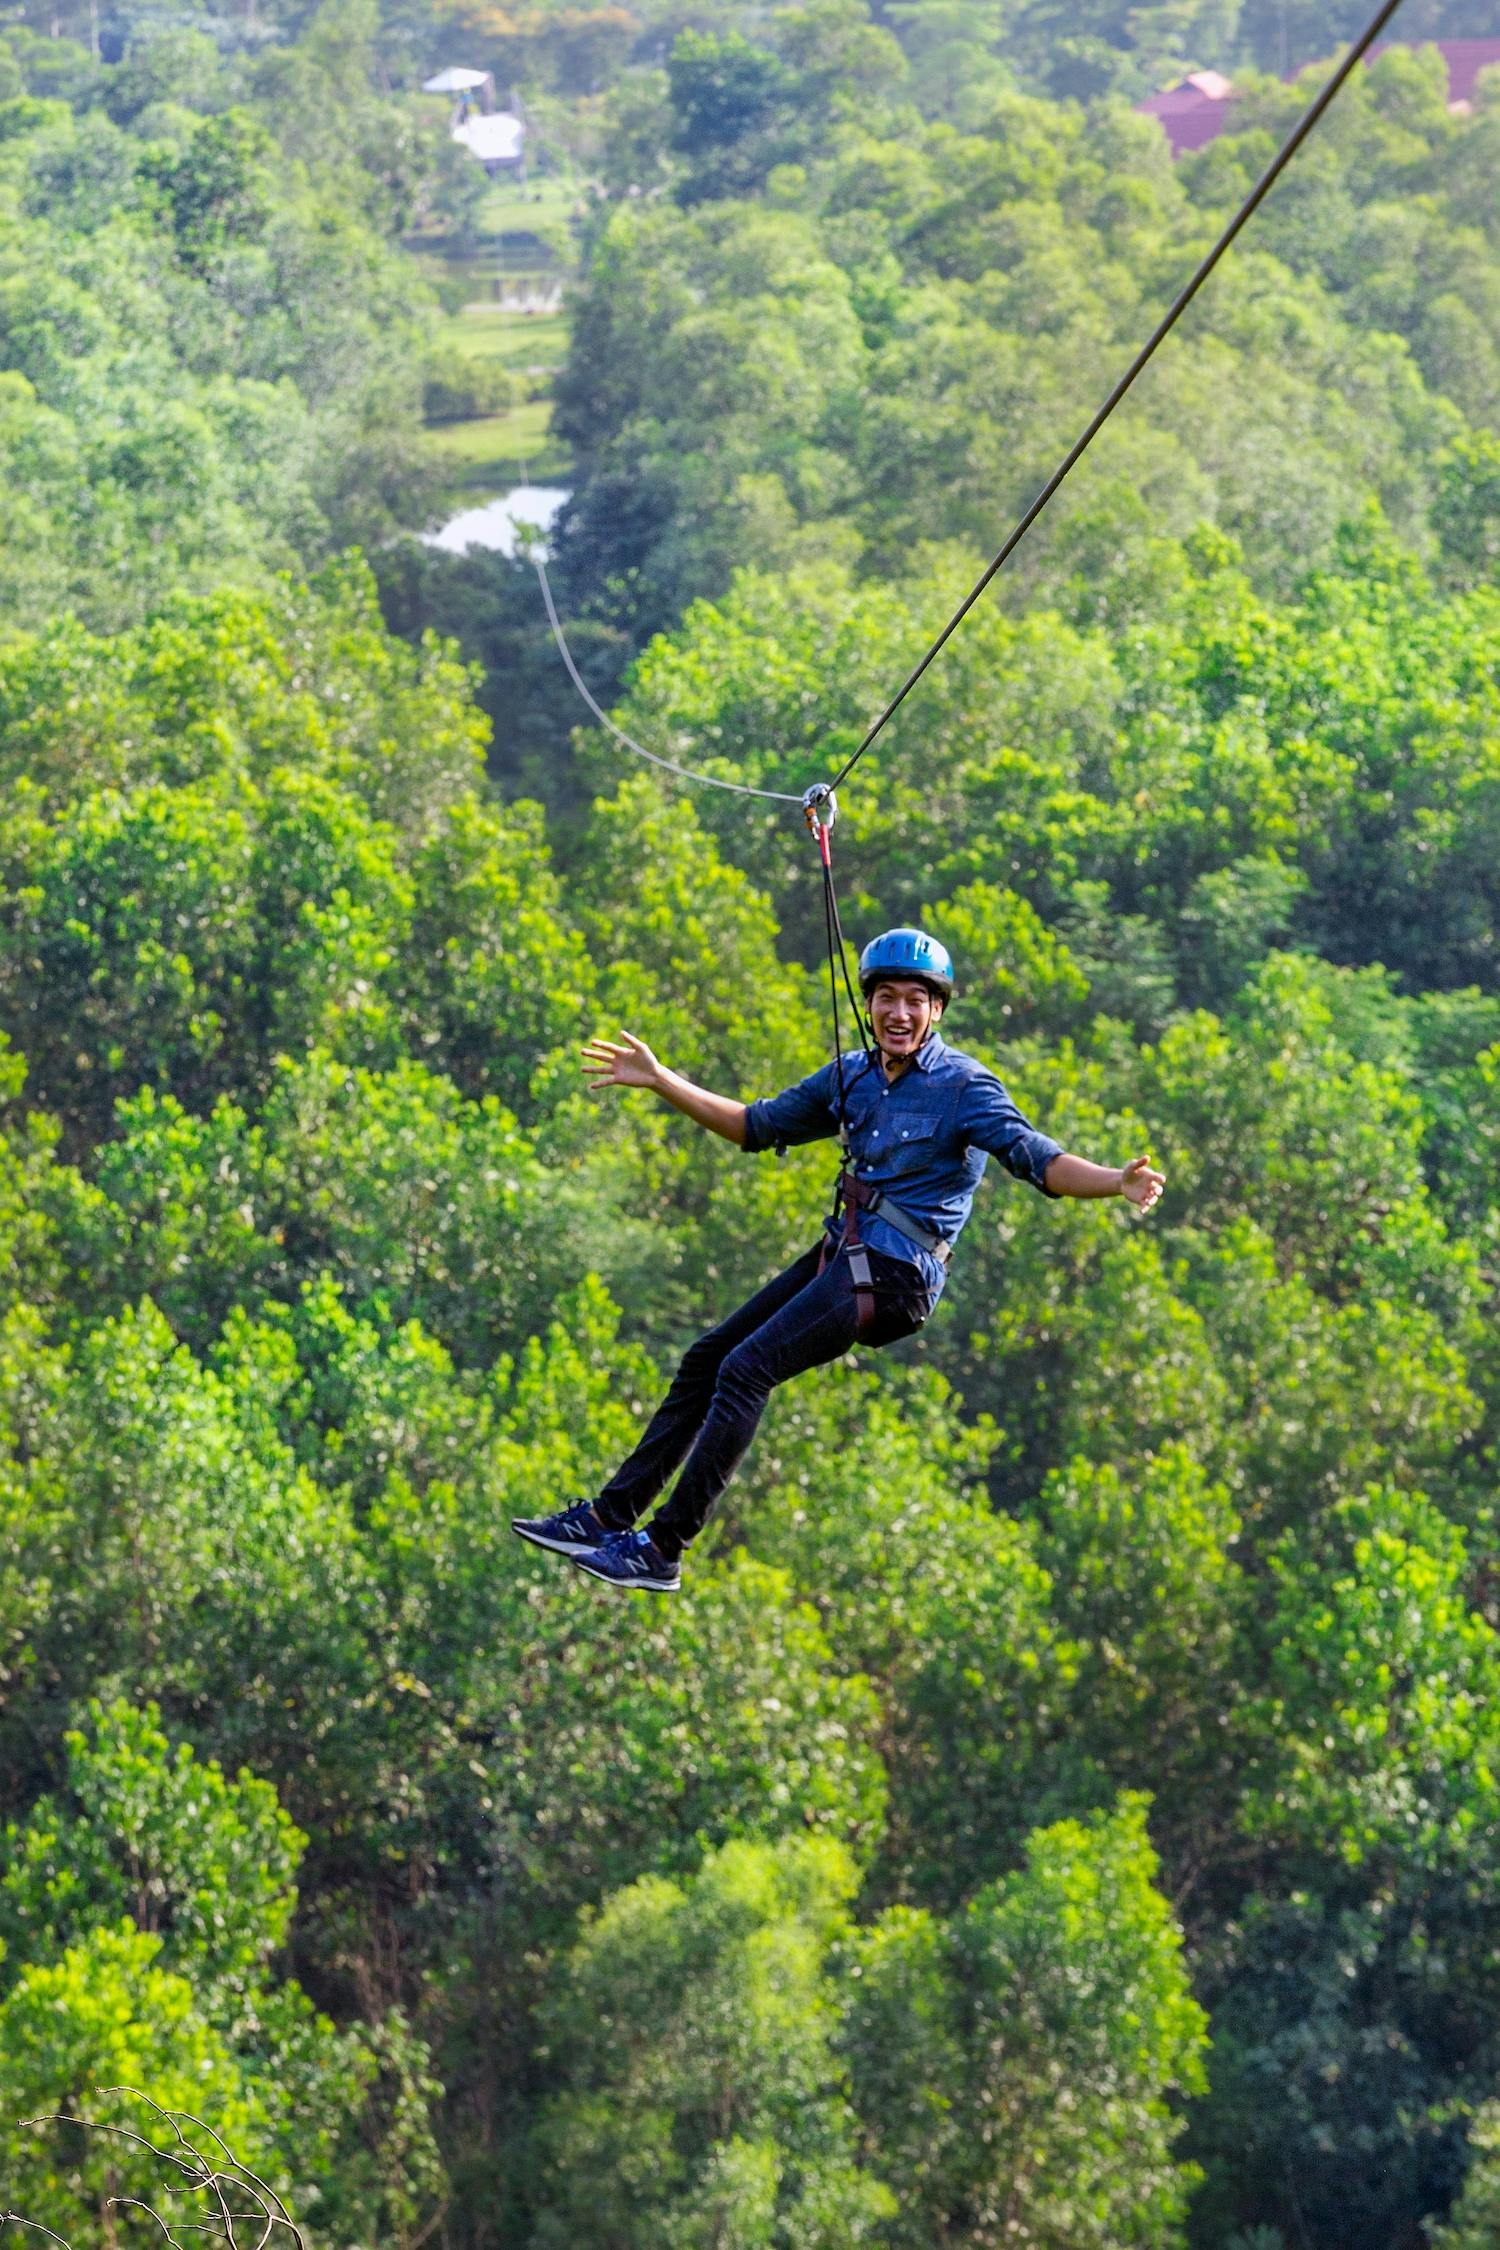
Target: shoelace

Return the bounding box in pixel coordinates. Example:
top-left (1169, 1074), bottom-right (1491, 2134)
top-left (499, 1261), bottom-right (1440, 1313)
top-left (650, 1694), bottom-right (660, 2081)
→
top-left (589, 1528), bottom-right (666, 1572)
top-left (610, 1531), bottom-right (663, 1572)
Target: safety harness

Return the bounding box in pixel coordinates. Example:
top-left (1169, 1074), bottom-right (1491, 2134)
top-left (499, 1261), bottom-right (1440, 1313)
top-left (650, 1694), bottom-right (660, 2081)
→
top-left (822, 1166), bottom-right (953, 1334)
top-left (805, 786), bottom-right (954, 1336)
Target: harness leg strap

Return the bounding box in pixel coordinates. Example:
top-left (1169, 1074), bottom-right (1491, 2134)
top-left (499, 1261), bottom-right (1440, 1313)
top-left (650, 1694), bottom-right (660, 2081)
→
top-left (816, 1226), bottom-right (876, 1336)
top-left (846, 1243), bottom-right (876, 1337)
top-left (838, 1167), bottom-right (877, 1337)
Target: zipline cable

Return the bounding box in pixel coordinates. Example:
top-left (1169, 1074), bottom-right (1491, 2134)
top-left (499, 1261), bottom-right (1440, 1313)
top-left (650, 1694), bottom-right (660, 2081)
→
top-left (824, 0), bottom-right (1407, 795)
top-left (534, 552), bottom-right (804, 804)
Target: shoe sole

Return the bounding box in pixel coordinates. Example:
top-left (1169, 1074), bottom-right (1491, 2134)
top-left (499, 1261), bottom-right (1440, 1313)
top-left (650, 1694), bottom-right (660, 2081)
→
top-left (571, 1551), bottom-right (680, 1593)
top-left (512, 1521), bottom-right (602, 1557)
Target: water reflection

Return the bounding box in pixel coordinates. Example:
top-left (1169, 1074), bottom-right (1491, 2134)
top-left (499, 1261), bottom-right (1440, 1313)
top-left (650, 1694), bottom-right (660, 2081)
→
top-left (427, 485), bottom-right (569, 556)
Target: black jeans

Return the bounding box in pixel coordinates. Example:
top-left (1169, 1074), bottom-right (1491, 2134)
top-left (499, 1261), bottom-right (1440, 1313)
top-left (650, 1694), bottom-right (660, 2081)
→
top-left (595, 1240), bottom-right (936, 1557)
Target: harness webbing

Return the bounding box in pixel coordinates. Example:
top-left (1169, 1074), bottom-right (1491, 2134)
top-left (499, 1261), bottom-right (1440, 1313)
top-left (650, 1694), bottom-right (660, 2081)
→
top-left (810, 798), bottom-right (852, 1145)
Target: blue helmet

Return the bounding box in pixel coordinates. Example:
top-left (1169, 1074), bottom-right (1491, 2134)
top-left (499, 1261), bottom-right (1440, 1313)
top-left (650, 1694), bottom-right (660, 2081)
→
top-left (858, 927), bottom-right (954, 1003)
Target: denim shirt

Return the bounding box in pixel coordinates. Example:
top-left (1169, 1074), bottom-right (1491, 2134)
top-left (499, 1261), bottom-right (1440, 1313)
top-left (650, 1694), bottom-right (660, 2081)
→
top-left (742, 1033), bottom-right (1063, 1298)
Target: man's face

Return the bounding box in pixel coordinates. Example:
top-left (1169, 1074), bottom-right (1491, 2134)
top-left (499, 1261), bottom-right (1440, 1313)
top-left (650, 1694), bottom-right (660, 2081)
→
top-left (869, 978), bottom-right (943, 1060)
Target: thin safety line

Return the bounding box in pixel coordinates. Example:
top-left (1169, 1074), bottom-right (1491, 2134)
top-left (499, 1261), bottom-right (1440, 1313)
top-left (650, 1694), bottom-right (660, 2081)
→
top-left (820, 844), bottom-right (852, 1135)
top-left (825, 0), bottom-right (1407, 794)
top-left (533, 553), bottom-right (804, 804)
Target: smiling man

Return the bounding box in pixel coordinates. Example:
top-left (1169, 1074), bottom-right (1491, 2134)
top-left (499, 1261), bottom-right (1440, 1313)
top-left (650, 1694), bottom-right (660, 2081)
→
top-left (512, 926), bottom-right (1164, 1592)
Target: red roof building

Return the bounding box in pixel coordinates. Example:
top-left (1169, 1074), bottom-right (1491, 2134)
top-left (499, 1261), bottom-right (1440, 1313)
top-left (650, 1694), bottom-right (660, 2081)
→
top-left (1370, 36), bottom-right (1500, 110)
top-left (1138, 69), bottom-right (1236, 156)
top-left (1139, 39), bottom-right (1500, 156)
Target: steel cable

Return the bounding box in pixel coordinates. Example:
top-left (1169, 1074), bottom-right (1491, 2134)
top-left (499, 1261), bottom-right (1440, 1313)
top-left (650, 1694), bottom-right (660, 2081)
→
top-left (534, 553), bottom-right (803, 803)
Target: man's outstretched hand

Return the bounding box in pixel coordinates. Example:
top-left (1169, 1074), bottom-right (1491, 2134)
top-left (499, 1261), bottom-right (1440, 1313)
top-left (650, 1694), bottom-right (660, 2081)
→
top-left (1120, 1154), bottom-right (1165, 1213)
top-left (581, 1036), bottom-right (750, 1145)
top-left (582, 1032), bottom-right (662, 1092)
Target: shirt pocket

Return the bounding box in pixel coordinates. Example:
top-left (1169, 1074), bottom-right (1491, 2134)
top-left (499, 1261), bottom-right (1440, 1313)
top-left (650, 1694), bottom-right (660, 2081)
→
top-left (880, 1111), bottom-right (945, 1177)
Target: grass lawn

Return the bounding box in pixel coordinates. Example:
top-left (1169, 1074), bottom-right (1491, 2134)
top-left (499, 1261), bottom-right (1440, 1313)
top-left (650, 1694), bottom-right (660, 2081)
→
top-left (476, 175), bottom-right (580, 242)
top-left (447, 307), bottom-right (569, 372)
top-left (413, 164), bottom-right (579, 508)
top-left (412, 177), bottom-right (583, 274)
top-left (426, 397), bottom-right (571, 495)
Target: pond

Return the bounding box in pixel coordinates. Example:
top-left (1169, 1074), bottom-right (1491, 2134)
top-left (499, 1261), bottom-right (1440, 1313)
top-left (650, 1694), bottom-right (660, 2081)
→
top-left (425, 485), bottom-right (569, 557)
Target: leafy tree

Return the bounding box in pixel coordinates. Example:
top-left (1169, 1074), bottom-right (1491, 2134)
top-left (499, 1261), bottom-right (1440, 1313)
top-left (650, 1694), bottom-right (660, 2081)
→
top-left (0, 1698), bottom-right (303, 2015)
top-left (0, 53), bottom-right (440, 628)
top-left (1, 1298), bottom-right (383, 1821)
top-left (141, 108), bottom-right (275, 270)
top-left (399, 797), bottom-right (596, 1115)
top-left (1189, 1882), bottom-right (1482, 2249)
top-left (1033, 1446), bottom-right (1243, 1808)
top-left (0, 563), bottom-right (488, 833)
top-left (1434, 429), bottom-right (1500, 584)
top-left (0, 1700), bottom-right (447, 2250)
top-left (668, 28), bottom-right (802, 202)
top-left (534, 1834), bottom-right (894, 2249)
top-left (727, 1353), bottom-right (1078, 1897)
top-left (1241, 1488), bottom-right (1500, 1876)
top-left (0, 1928), bottom-right (280, 2244)
top-left (1434, 2101), bottom-right (1500, 2250)
top-left (843, 1796), bottom-right (1208, 2247)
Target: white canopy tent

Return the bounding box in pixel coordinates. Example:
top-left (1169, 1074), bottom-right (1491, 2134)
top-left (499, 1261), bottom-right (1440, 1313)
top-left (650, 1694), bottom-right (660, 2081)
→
top-left (421, 63), bottom-right (524, 176)
top-left (452, 111), bottom-right (525, 175)
top-left (421, 66), bottom-right (489, 93)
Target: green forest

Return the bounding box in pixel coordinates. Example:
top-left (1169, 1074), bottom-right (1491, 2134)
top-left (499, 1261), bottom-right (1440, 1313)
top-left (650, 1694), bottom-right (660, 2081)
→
top-left (3, 0), bottom-right (1500, 2243)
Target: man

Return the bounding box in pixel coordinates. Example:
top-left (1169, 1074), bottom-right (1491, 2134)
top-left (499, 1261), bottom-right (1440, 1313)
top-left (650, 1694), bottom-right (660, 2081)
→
top-left (512, 926), bottom-right (1164, 1592)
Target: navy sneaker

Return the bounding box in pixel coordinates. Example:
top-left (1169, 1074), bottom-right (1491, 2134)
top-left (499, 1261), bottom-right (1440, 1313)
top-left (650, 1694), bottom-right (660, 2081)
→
top-left (572, 1528), bottom-right (681, 1593)
top-left (511, 1499), bottom-right (609, 1557)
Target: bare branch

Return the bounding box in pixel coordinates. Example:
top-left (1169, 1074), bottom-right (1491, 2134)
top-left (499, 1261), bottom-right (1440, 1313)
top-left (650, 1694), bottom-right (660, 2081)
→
top-left (105, 2197), bottom-right (183, 2246)
top-left (11, 2090), bottom-right (306, 2250)
top-left (1, 2215), bottom-right (75, 2249)
top-left (161, 2109), bottom-right (302, 2250)
top-left (24, 2113), bottom-right (200, 2181)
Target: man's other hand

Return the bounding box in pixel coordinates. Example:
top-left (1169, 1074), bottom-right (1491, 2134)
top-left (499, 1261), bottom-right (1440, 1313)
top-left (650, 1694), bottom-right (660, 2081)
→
top-left (583, 1032), bottom-right (662, 1092)
top-left (1120, 1154), bottom-right (1165, 1214)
